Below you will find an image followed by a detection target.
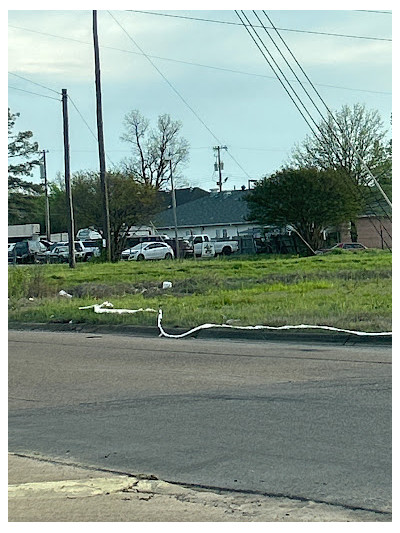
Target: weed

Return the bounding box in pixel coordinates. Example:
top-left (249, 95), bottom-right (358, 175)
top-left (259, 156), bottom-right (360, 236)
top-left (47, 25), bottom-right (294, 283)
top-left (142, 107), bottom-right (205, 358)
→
top-left (8, 252), bottom-right (391, 332)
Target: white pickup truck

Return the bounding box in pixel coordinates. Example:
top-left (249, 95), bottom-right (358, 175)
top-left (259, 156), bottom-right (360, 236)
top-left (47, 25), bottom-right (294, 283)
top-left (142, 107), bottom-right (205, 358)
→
top-left (189, 235), bottom-right (239, 257)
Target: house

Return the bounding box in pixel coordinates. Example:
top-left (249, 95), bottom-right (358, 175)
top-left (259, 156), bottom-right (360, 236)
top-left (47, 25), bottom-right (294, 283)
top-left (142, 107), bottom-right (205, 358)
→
top-left (336, 217), bottom-right (392, 249)
top-left (157, 186), bottom-right (209, 211)
top-left (152, 189), bottom-right (261, 239)
top-left (153, 187), bottom-right (392, 252)
top-left (334, 201), bottom-right (392, 249)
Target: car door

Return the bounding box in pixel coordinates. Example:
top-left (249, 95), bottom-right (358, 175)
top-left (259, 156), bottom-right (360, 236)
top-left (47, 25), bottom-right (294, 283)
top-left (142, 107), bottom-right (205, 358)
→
top-left (148, 243), bottom-right (164, 259)
top-left (142, 243), bottom-right (156, 259)
top-left (153, 243), bottom-right (168, 259)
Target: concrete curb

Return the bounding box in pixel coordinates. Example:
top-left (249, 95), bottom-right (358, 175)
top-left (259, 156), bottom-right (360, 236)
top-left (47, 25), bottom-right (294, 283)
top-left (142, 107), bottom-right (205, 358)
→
top-left (8, 321), bottom-right (392, 346)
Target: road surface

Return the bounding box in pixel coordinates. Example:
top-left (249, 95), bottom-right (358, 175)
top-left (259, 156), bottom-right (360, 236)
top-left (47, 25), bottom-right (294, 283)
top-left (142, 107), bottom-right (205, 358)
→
top-left (8, 330), bottom-right (392, 518)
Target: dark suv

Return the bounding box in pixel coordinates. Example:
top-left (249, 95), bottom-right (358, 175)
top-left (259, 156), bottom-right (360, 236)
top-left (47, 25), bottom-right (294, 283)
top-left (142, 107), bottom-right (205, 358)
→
top-left (8, 240), bottom-right (47, 264)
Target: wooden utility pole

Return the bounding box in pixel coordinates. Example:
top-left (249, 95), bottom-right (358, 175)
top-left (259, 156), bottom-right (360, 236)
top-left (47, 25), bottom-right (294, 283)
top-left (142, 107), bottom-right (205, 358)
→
top-left (93, 10), bottom-right (112, 261)
top-left (40, 149), bottom-right (51, 241)
top-left (213, 145), bottom-right (227, 192)
top-left (169, 159), bottom-right (180, 259)
top-left (61, 89), bottom-right (76, 268)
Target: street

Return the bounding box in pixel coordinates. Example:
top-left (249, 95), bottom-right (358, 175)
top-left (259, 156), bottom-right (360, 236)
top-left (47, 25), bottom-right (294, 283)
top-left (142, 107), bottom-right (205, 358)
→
top-left (8, 330), bottom-right (392, 519)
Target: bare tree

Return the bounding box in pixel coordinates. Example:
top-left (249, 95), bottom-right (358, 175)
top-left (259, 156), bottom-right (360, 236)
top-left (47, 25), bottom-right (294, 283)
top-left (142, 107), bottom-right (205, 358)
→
top-left (290, 103), bottom-right (389, 187)
top-left (120, 110), bottom-right (189, 189)
top-left (289, 103), bottom-right (391, 241)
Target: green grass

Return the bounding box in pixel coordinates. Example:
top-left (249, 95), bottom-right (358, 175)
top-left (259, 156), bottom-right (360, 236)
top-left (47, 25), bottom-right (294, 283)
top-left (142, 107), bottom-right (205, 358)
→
top-left (8, 250), bottom-right (392, 332)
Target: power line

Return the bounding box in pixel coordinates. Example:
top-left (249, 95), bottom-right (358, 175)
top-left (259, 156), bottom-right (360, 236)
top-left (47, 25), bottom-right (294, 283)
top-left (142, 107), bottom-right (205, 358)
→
top-left (127, 10), bottom-right (392, 42)
top-left (68, 96), bottom-right (98, 143)
top-left (255, 10), bottom-right (393, 230)
top-left (236, 10), bottom-right (391, 248)
top-left (8, 25), bottom-right (391, 97)
top-left (355, 10), bottom-right (392, 14)
top-left (68, 94), bottom-right (116, 168)
top-left (107, 10), bottom-right (251, 180)
top-left (8, 72), bottom-right (61, 95)
top-left (8, 85), bottom-right (60, 101)
top-left (259, 10), bottom-right (392, 218)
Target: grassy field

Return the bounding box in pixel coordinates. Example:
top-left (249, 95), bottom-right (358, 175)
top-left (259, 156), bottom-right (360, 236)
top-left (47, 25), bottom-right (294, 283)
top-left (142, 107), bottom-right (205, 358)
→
top-left (8, 250), bottom-right (392, 332)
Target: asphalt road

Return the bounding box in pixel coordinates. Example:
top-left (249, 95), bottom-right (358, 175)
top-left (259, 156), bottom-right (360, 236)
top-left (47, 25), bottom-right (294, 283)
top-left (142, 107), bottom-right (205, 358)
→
top-left (8, 330), bottom-right (392, 516)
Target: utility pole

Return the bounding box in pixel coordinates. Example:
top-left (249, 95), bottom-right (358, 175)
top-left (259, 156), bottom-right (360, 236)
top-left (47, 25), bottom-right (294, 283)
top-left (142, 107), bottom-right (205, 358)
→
top-left (169, 159), bottom-right (180, 260)
top-left (213, 145), bottom-right (228, 192)
top-left (93, 10), bottom-right (112, 262)
top-left (61, 89), bottom-right (76, 268)
top-left (40, 149), bottom-right (51, 242)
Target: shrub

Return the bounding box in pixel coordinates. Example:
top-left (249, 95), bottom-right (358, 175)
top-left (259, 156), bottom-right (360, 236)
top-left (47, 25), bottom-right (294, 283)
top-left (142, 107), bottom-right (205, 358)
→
top-left (8, 266), bottom-right (54, 299)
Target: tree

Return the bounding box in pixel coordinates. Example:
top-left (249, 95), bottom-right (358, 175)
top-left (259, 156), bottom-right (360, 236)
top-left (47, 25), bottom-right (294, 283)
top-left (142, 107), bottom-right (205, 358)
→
top-left (289, 103), bottom-right (391, 240)
top-left (120, 110), bottom-right (189, 189)
top-left (49, 170), bottom-right (160, 261)
top-left (245, 167), bottom-right (361, 251)
top-left (8, 108), bottom-right (43, 224)
top-left (290, 103), bottom-right (389, 185)
top-left (107, 172), bottom-right (159, 259)
top-left (8, 108), bottom-right (41, 193)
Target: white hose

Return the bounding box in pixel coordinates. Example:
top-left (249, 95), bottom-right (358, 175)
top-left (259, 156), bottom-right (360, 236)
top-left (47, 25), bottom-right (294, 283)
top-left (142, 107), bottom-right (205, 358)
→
top-left (79, 302), bottom-right (392, 339)
top-left (157, 309), bottom-right (392, 339)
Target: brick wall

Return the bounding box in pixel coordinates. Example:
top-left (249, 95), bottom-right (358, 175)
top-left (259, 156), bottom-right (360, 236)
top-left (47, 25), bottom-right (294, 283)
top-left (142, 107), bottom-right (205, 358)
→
top-left (338, 217), bottom-right (392, 249)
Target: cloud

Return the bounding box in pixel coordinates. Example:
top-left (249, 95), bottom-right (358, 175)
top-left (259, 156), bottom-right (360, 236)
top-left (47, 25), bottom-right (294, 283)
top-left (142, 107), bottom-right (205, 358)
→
top-left (8, 9), bottom-right (391, 90)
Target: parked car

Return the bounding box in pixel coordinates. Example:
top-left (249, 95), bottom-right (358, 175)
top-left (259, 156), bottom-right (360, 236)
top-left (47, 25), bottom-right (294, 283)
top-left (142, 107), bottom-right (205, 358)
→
top-left (316, 242), bottom-right (367, 254)
top-left (45, 241), bottom-right (90, 263)
top-left (121, 241), bottom-right (174, 261)
top-left (163, 238), bottom-right (193, 258)
top-left (8, 240), bottom-right (47, 264)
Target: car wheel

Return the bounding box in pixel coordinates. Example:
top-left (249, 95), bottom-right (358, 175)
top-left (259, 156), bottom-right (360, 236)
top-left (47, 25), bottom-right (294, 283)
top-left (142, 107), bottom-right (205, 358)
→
top-left (164, 252), bottom-right (172, 260)
top-left (222, 246), bottom-right (232, 256)
top-left (137, 254), bottom-right (145, 261)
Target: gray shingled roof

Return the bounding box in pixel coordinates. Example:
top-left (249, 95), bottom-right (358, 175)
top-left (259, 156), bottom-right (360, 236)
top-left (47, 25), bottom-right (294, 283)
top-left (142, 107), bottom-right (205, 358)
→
top-left (153, 190), bottom-right (250, 228)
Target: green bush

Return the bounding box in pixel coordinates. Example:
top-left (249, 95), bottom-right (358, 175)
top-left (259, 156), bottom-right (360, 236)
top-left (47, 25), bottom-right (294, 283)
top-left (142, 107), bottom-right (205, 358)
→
top-left (8, 266), bottom-right (54, 299)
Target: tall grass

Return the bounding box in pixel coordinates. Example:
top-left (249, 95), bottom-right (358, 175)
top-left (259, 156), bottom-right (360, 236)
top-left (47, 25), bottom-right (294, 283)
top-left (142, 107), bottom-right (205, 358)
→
top-left (8, 251), bottom-right (392, 332)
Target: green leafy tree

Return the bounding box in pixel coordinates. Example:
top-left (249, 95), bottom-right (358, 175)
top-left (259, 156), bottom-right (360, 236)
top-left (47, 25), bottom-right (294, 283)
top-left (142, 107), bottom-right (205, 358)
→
top-left (8, 108), bottom-right (43, 224)
top-left (50, 170), bottom-right (159, 260)
top-left (245, 167), bottom-right (361, 251)
top-left (289, 103), bottom-right (391, 240)
top-left (120, 110), bottom-right (189, 189)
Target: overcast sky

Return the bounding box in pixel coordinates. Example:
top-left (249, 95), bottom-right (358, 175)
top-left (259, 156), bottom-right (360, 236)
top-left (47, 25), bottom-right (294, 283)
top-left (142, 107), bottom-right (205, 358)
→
top-left (8, 3), bottom-right (392, 193)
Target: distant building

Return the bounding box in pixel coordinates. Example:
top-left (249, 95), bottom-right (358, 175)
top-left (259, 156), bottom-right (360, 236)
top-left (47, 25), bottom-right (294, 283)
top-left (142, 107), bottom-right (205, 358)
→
top-left (8, 223), bottom-right (40, 243)
top-left (153, 189), bottom-right (260, 239)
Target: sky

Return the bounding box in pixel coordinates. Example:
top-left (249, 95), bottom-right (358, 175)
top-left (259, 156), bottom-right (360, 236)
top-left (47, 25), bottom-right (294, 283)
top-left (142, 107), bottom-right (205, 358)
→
top-left (7, 2), bottom-right (393, 194)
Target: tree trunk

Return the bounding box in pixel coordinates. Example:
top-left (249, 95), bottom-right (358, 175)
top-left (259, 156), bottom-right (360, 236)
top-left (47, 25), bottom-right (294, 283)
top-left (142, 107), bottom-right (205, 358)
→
top-left (350, 220), bottom-right (358, 242)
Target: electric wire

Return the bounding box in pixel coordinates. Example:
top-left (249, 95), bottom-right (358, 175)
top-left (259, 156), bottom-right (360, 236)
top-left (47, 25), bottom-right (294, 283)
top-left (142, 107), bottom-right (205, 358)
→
top-left (127, 10), bottom-right (392, 42)
top-left (235, 11), bottom-right (321, 141)
top-left (255, 10), bottom-right (393, 240)
top-left (68, 94), bottom-right (116, 168)
top-left (107, 10), bottom-right (252, 180)
top-left (258, 10), bottom-right (393, 236)
top-left (8, 25), bottom-right (391, 97)
top-left (256, 11), bottom-right (392, 247)
top-left (8, 72), bottom-right (61, 96)
top-left (237, 11), bottom-right (391, 249)
top-left (260, 10), bottom-right (392, 215)
top-left (355, 10), bottom-right (391, 14)
top-left (8, 85), bottom-right (61, 101)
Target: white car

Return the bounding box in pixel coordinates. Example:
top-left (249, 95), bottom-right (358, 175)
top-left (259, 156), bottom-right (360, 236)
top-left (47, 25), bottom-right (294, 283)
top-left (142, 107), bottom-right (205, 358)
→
top-left (45, 241), bottom-right (88, 262)
top-left (121, 242), bottom-right (174, 261)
